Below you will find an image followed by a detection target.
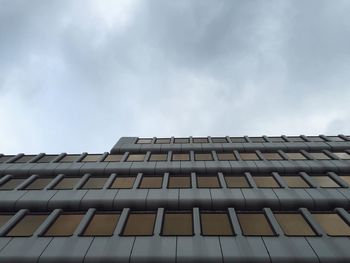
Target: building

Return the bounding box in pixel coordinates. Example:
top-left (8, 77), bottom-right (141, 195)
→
top-left (0, 135), bottom-right (350, 262)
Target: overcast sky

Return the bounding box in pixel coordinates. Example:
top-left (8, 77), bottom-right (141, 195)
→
top-left (1, 0), bottom-right (350, 154)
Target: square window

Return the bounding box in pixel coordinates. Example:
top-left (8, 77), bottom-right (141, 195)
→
top-left (313, 213), bottom-right (350, 236)
top-left (225, 175), bottom-right (250, 188)
top-left (110, 176), bottom-right (135, 189)
top-left (193, 138), bottom-right (209, 143)
top-left (283, 176), bottom-right (310, 188)
top-left (0, 178), bottom-right (26, 190)
top-left (6, 214), bottom-right (47, 237)
top-left (168, 175), bottom-right (191, 188)
top-left (126, 154), bottom-right (145, 162)
top-left (201, 212), bottom-right (233, 236)
top-left (286, 136), bottom-right (305, 142)
top-left (285, 152), bottom-right (307, 160)
top-left (44, 213), bottom-right (84, 237)
top-left (312, 176), bottom-right (340, 188)
top-left (103, 154), bottom-right (123, 162)
top-left (14, 155), bottom-right (36, 163)
top-left (24, 178), bottom-right (52, 190)
top-left (80, 154), bottom-right (102, 162)
top-left (36, 155), bottom-right (58, 163)
top-left (122, 213), bottom-right (156, 236)
top-left (82, 213), bottom-right (120, 236)
top-left (174, 138), bottom-right (190, 144)
top-left (136, 138), bottom-right (152, 144)
top-left (155, 138), bottom-right (171, 144)
top-left (274, 213), bottom-right (315, 236)
top-left (172, 153), bottom-right (190, 161)
top-left (239, 153), bottom-right (260, 161)
top-left (197, 175), bottom-right (220, 188)
top-left (237, 213), bottom-right (275, 236)
top-left (149, 154), bottom-right (167, 162)
top-left (217, 153), bottom-right (236, 161)
top-left (162, 213), bottom-right (193, 236)
top-left (139, 176), bottom-right (163, 189)
top-left (195, 153), bottom-right (213, 161)
top-left (309, 152), bottom-right (331, 160)
top-left (267, 137), bottom-right (285, 142)
top-left (249, 137), bottom-right (266, 143)
top-left (252, 175), bottom-right (280, 188)
top-left (333, 152), bottom-right (350, 160)
top-left (261, 152), bottom-right (283, 160)
top-left (211, 137), bottom-right (227, 143)
top-left (230, 137), bottom-right (247, 143)
top-left (81, 177), bottom-right (108, 189)
top-left (59, 155), bottom-right (80, 163)
top-left (53, 177), bottom-right (80, 190)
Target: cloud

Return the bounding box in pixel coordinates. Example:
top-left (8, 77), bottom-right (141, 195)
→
top-left (0, 0), bottom-right (349, 154)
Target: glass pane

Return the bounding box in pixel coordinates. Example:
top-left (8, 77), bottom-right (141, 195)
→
top-left (327, 136), bottom-right (344, 142)
top-left (53, 178), bottom-right (80, 190)
top-left (126, 154), bottom-right (145, 162)
top-left (136, 138), bottom-right (152, 144)
top-left (237, 213), bottom-right (274, 236)
top-left (174, 138), bottom-right (189, 144)
top-left (249, 137), bottom-right (266, 143)
top-left (168, 176), bottom-right (191, 188)
top-left (139, 176), bottom-right (163, 189)
top-left (149, 154), bottom-right (167, 162)
top-left (81, 155), bottom-right (102, 162)
top-left (83, 213), bottom-right (120, 236)
top-left (275, 213), bottom-right (315, 236)
top-left (211, 137), bottom-right (227, 143)
top-left (225, 176), bottom-right (250, 188)
top-left (253, 176), bottom-right (280, 188)
top-left (285, 152), bottom-right (307, 160)
top-left (81, 177), bottom-right (108, 189)
top-left (162, 213), bottom-right (193, 236)
top-left (155, 138), bottom-right (171, 144)
top-left (0, 155), bottom-right (14, 163)
top-left (201, 213), bottom-right (233, 236)
top-left (261, 153), bottom-right (283, 160)
top-left (217, 153), bottom-right (236, 161)
top-left (172, 153), bottom-right (190, 161)
top-left (307, 136), bottom-right (324, 142)
top-left (7, 214), bottom-right (47, 237)
top-left (0, 178), bottom-right (26, 190)
top-left (197, 176), bottom-right (220, 188)
top-left (110, 177), bottom-right (135, 189)
top-left (313, 213), bottom-right (350, 236)
top-left (36, 155), bottom-right (58, 163)
top-left (283, 176), bottom-right (310, 188)
top-left (310, 152), bottom-right (331, 160)
top-left (14, 155), bottom-right (36, 163)
top-left (195, 153), bottom-right (213, 161)
top-left (286, 136), bottom-right (305, 142)
top-left (0, 214), bottom-right (13, 228)
top-left (59, 155), bottom-right (80, 163)
top-left (122, 213), bottom-right (156, 236)
top-left (193, 138), bottom-right (208, 143)
top-left (239, 153), bottom-right (260, 161)
top-left (333, 152), bottom-right (350, 160)
top-left (230, 137), bottom-right (246, 143)
top-left (103, 154), bottom-right (123, 162)
top-left (44, 214), bottom-right (84, 236)
top-left (25, 178), bottom-right (52, 190)
top-left (268, 137), bottom-right (285, 142)
top-left (312, 176), bottom-right (339, 188)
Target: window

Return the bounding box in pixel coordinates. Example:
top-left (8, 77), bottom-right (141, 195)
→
top-left (312, 176), bottom-right (340, 188)
top-left (139, 176), bottom-right (163, 189)
top-left (0, 178), bottom-right (26, 190)
top-left (126, 154), bottom-right (145, 162)
top-left (6, 214), bottom-right (47, 237)
top-left (327, 136), bottom-right (344, 142)
top-left (211, 137), bottom-right (227, 143)
top-left (136, 138), bottom-right (152, 144)
top-left (59, 155), bottom-right (80, 163)
top-left (333, 152), bottom-right (350, 160)
top-left (340, 176), bottom-right (350, 186)
top-left (149, 154), bottom-right (167, 162)
top-left (81, 154), bottom-right (102, 162)
top-left (0, 214), bottom-right (14, 228)
top-left (168, 175), bottom-right (191, 188)
top-left (252, 176), bottom-right (280, 188)
top-left (274, 213), bottom-right (315, 236)
top-left (230, 137), bottom-right (246, 143)
top-left (174, 138), bottom-right (189, 144)
top-left (225, 175), bottom-right (250, 188)
top-left (36, 155), bottom-right (58, 163)
top-left (282, 176), bottom-right (310, 188)
top-left (103, 154), bottom-right (123, 162)
top-left (82, 213), bottom-right (120, 236)
top-left (193, 137), bottom-right (208, 143)
top-left (110, 176), bottom-right (135, 189)
top-left (261, 152), bottom-right (283, 160)
top-left (155, 138), bottom-right (171, 144)
top-left (237, 213), bottom-right (275, 236)
top-left (313, 213), bottom-right (350, 236)
top-left (122, 213), bottom-right (156, 236)
top-left (201, 212), bottom-right (233, 236)
top-left (81, 177), bottom-right (108, 189)
top-left (44, 213), bottom-right (84, 236)
top-left (24, 178), bottom-right (52, 190)
top-left (267, 137), bottom-right (285, 142)
top-left (53, 177), bottom-right (80, 190)
top-left (239, 153), bottom-right (260, 161)
top-left (309, 152), bottom-right (331, 160)
top-left (285, 152), bottom-right (307, 160)
top-left (172, 153), bottom-right (190, 161)
top-left (14, 155), bottom-right (36, 163)
top-left (249, 137), bottom-right (266, 143)
top-left (194, 153), bottom-right (213, 161)
top-left (217, 153), bottom-right (236, 161)
top-left (307, 136), bottom-right (324, 142)
top-left (286, 136), bottom-right (305, 142)
top-left (162, 212), bottom-right (193, 236)
top-left (197, 175), bottom-right (220, 188)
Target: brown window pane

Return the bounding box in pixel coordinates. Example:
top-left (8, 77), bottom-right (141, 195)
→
top-left (217, 153), bottom-right (236, 161)
top-left (312, 176), bottom-right (340, 188)
top-left (340, 176), bottom-right (350, 186)
top-left (162, 213), bottom-right (193, 236)
top-left (0, 178), bottom-right (26, 190)
top-left (261, 153), bottom-right (283, 160)
top-left (195, 153), bottom-right (213, 161)
top-left (287, 136), bottom-right (305, 142)
top-left (81, 177), bottom-right (108, 189)
top-left (225, 176), bottom-right (250, 188)
top-left (139, 176), bottom-right (163, 189)
top-left (53, 177), bottom-right (80, 190)
top-left (15, 155), bottom-right (36, 163)
top-left (122, 213), bottom-right (156, 236)
top-left (275, 213), bottom-right (315, 236)
top-left (249, 137), bottom-right (266, 143)
top-left (103, 154), bottom-right (123, 162)
top-left (285, 152), bottom-right (307, 160)
top-left (25, 178), bottom-right (52, 190)
top-left (239, 153), bottom-right (260, 161)
top-left (283, 176), bottom-right (310, 188)
top-left (193, 138), bottom-right (208, 143)
top-left (110, 176), bottom-right (135, 189)
top-left (310, 152), bottom-right (331, 160)
top-left (155, 138), bottom-right (171, 144)
top-left (81, 154), bottom-right (102, 162)
top-left (252, 176), bottom-right (280, 188)
top-left (230, 137), bottom-right (246, 143)
top-left (211, 137), bottom-right (227, 143)
top-left (313, 213), bottom-right (350, 236)
top-left (201, 213), bottom-right (233, 236)
top-left (328, 136), bottom-right (344, 142)
top-left (59, 155), bottom-right (80, 163)
top-left (268, 137), bottom-right (285, 142)
top-left (168, 176), bottom-right (191, 188)
top-left (333, 152), bottom-right (350, 160)
top-left (7, 214), bottom-right (47, 237)
top-left (82, 213), bottom-right (120, 236)
top-left (237, 213), bottom-right (275, 236)
top-left (126, 154), bottom-right (145, 162)
top-left (197, 176), bottom-right (220, 188)
top-left (174, 138), bottom-right (189, 144)
top-left (172, 153), bottom-right (190, 161)
top-left (149, 154), bottom-right (167, 162)
top-left (44, 214), bottom-right (84, 236)
top-left (136, 138), bottom-right (152, 144)
top-left (0, 214), bottom-right (13, 228)
top-left (36, 155), bottom-right (58, 163)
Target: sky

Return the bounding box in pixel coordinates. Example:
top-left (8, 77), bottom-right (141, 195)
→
top-left (0, 0), bottom-right (350, 154)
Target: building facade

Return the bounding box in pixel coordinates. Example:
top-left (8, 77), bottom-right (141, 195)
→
top-left (0, 135), bottom-right (350, 262)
